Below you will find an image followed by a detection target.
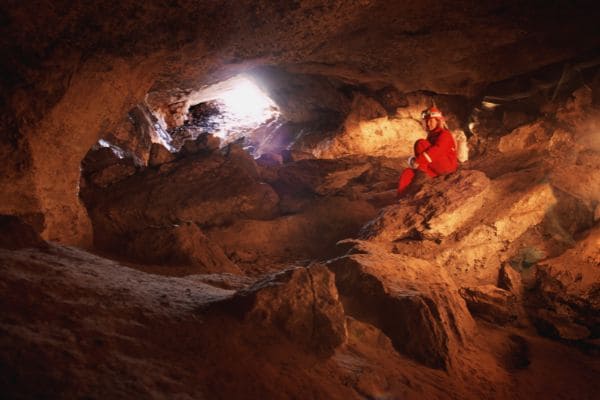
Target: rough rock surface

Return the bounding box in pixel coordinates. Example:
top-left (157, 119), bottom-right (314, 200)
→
top-left (148, 143), bottom-right (176, 167)
top-left (498, 263), bottom-right (523, 296)
top-left (3, 244), bottom-right (600, 399)
top-left (1, 2), bottom-right (600, 398)
top-left (0, 215), bottom-right (47, 250)
top-left (459, 285), bottom-right (519, 325)
top-left (123, 222), bottom-right (241, 274)
top-left (83, 150), bottom-right (280, 254)
top-left (528, 226), bottom-right (600, 341)
top-left (0, 245), bottom-right (351, 399)
top-left (209, 197), bottom-right (377, 265)
top-left (210, 264), bottom-right (346, 357)
top-left (362, 170), bottom-right (490, 242)
top-left (327, 240), bottom-right (474, 369)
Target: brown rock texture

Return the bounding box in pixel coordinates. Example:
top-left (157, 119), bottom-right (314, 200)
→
top-left (459, 285), bottom-right (519, 325)
top-left (528, 226), bottom-right (600, 341)
top-left (0, 215), bottom-right (47, 250)
top-left (328, 240), bottom-right (474, 369)
top-left (4, 242), bottom-right (600, 399)
top-left (362, 169), bottom-right (491, 242)
top-left (148, 143), bottom-right (175, 167)
top-left (210, 264), bottom-right (346, 357)
top-left (83, 150), bottom-right (280, 252)
top-left (124, 222), bottom-right (240, 274)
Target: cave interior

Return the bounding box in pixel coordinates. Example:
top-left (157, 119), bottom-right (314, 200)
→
top-left (1, 1), bottom-right (599, 399)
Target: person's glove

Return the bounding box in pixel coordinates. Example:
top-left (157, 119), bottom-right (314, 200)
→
top-left (407, 156), bottom-right (418, 168)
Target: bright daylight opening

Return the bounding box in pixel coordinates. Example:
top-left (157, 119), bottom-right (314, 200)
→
top-left (184, 75), bottom-right (280, 143)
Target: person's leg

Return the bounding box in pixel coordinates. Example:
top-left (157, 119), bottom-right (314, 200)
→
top-left (397, 168), bottom-right (415, 196)
top-left (398, 139), bottom-right (435, 197)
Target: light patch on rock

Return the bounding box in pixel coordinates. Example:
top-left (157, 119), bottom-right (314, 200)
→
top-left (498, 121), bottom-right (549, 153)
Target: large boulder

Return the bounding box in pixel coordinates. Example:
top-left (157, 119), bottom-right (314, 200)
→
top-left (209, 264), bottom-right (346, 357)
top-left (498, 121), bottom-right (551, 154)
top-left (432, 171), bottom-right (560, 284)
top-left (327, 240), bottom-right (474, 369)
top-left (208, 197), bottom-right (377, 265)
top-left (312, 93), bottom-right (424, 159)
top-left (0, 215), bottom-right (47, 250)
top-left (362, 170), bottom-right (490, 242)
top-left (528, 226), bottom-right (600, 341)
top-left (123, 222), bottom-right (240, 274)
top-left (85, 151), bottom-right (280, 253)
top-left (459, 285), bottom-right (519, 325)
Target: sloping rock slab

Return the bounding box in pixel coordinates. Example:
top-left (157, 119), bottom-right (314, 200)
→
top-left (209, 264), bottom-right (346, 357)
top-left (498, 263), bottom-right (523, 295)
top-left (459, 285), bottom-right (519, 325)
top-left (327, 241), bottom-right (474, 369)
top-left (86, 151), bottom-right (280, 251)
top-left (528, 226), bottom-right (600, 339)
top-left (208, 197), bottom-right (377, 263)
top-left (124, 222), bottom-right (240, 274)
top-left (532, 310), bottom-right (591, 341)
top-left (362, 170), bottom-right (489, 242)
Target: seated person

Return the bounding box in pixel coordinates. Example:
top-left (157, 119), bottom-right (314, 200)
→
top-left (397, 107), bottom-right (458, 196)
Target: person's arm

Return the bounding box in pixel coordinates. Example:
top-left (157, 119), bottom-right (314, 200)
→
top-left (415, 131), bottom-right (455, 170)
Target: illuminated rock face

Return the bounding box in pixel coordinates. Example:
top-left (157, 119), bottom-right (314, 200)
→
top-left (328, 241), bottom-right (475, 370)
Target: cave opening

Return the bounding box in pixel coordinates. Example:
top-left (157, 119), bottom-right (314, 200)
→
top-left (169, 75), bottom-right (281, 155)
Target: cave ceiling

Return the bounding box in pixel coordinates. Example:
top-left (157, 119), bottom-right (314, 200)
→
top-left (3, 0), bottom-right (599, 103)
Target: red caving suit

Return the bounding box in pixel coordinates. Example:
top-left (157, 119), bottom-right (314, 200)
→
top-left (397, 127), bottom-right (458, 195)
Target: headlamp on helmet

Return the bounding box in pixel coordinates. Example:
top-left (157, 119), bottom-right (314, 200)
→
top-left (421, 107), bottom-right (444, 120)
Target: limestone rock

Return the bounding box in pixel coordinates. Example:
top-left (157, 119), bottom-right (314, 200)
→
top-left (124, 222), bottom-right (240, 274)
top-left (251, 67), bottom-right (351, 124)
top-left (498, 121), bottom-right (550, 153)
top-left (85, 152), bottom-right (280, 253)
top-left (459, 285), bottom-right (519, 325)
top-left (528, 226), bottom-right (600, 340)
top-left (256, 152), bottom-right (283, 167)
top-left (208, 197), bottom-right (377, 264)
top-left (498, 263), bottom-right (523, 296)
top-left (362, 170), bottom-right (490, 242)
top-left (82, 145), bottom-right (139, 188)
top-left (555, 86), bottom-right (594, 128)
top-left (90, 163), bottom-right (137, 188)
top-left (148, 143), bottom-right (175, 167)
top-left (189, 273), bottom-right (255, 291)
top-left (314, 163), bottom-right (372, 195)
top-left (0, 215), bottom-right (47, 250)
top-left (281, 149), bottom-right (315, 163)
top-left (532, 310), bottom-right (591, 341)
top-left (501, 334), bottom-right (531, 371)
top-left (435, 176), bottom-right (559, 284)
top-left (212, 264), bottom-right (346, 357)
top-left (502, 110), bottom-right (536, 131)
top-left (180, 133), bottom-right (221, 156)
top-left (273, 156), bottom-right (392, 198)
top-left (327, 241), bottom-right (474, 369)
